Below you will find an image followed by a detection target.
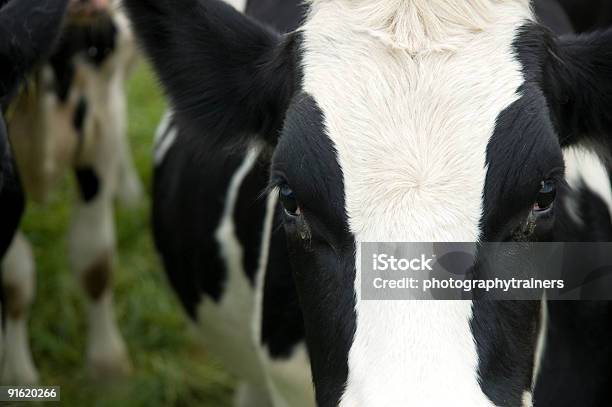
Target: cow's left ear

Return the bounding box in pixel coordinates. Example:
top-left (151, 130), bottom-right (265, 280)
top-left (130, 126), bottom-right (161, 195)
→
top-left (0, 0), bottom-right (68, 103)
top-left (544, 29), bottom-right (612, 150)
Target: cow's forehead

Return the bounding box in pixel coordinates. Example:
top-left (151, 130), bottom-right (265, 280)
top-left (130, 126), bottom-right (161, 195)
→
top-left (299, 1), bottom-right (533, 242)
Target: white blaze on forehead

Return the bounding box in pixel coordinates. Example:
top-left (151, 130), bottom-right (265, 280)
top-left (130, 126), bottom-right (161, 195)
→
top-left (307, 0), bottom-right (531, 55)
top-left (301, 0), bottom-right (533, 405)
top-left (302, 0), bottom-right (531, 242)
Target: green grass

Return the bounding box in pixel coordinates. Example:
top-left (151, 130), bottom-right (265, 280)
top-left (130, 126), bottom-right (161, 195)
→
top-left (19, 64), bottom-right (234, 406)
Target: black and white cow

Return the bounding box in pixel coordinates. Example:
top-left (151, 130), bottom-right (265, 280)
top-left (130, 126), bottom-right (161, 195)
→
top-left (1, 0), bottom-right (139, 384)
top-left (127, 0), bottom-right (612, 406)
top-left (149, 3), bottom-right (309, 406)
top-left (0, 0), bottom-right (69, 383)
top-left (0, 0), bottom-right (68, 261)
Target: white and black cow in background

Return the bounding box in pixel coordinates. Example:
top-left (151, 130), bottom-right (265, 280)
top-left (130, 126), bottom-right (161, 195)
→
top-left (0, 0), bottom-right (69, 383)
top-left (150, 3), bottom-right (310, 406)
top-left (127, 0), bottom-right (612, 406)
top-left (0, 0), bottom-right (140, 384)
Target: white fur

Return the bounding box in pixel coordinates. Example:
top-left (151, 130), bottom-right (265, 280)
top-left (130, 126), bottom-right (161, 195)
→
top-left (112, 9), bottom-right (143, 206)
top-left (532, 297), bottom-right (548, 388)
top-left (1, 319), bottom-right (38, 385)
top-left (153, 111), bottom-right (178, 166)
top-left (234, 381), bottom-right (275, 407)
top-left (1, 233), bottom-right (38, 385)
top-left (563, 146), bottom-right (612, 222)
top-left (154, 110), bottom-right (173, 146)
top-left (301, 1), bottom-right (533, 404)
top-left (307, 0), bottom-right (531, 55)
top-left (223, 0), bottom-right (248, 12)
top-left (196, 144), bottom-right (273, 402)
top-left (86, 293), bottom-right (131, 376)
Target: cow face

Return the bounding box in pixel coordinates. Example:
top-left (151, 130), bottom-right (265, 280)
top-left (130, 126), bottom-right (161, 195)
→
top-left (126, 0), bottom-right (612, 405)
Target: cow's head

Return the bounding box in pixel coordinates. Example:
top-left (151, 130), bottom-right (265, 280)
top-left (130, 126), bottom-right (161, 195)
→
top-left (126, 0), bottom-right (612, 405)
top-left (0, 0), bottom-right (68, 257)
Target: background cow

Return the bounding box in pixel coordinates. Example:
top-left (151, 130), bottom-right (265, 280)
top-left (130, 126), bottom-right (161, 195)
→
top-left (0, 0), bottom-right (68, 260)
top-left (0, 0), bottom-right (69, 385)
top-left (128, 0), bottom-right (612, 406)
top-left (150, 1), bottom-right (309, 405)
top-left (1, 0), bottom-right (140, 384)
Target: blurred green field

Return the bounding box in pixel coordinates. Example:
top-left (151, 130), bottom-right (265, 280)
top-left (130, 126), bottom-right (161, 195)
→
top-left (18, 64), bottom-right (234, 406)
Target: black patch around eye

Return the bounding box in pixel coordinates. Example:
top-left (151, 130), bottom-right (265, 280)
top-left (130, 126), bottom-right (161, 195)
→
top-left (481, 81), bottom-right (564, 241)
top-left (270, 94), bottom-right (355, 407)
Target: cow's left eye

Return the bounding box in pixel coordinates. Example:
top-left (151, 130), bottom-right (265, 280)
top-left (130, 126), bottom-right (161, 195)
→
top-left (279, 184), bottom-right (301, 216)
top-left (533, 180), bottom-right (556, 213)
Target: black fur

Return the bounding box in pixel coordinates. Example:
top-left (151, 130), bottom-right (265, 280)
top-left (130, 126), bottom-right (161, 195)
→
top-left (74, 167), bottom-right (100, 202)
top-left (245, 0), bottom-right (306, 33)
top-left (152, 133), bottom-right (244, 317)
top-left (558, 0), bottom-right (612, 32)
top-left (535, 301), bottom-right (612, 406)
top-left (534, 0), bottom-right (574, 35)
top-left (547, 29), bottom-right (612, 148)
top-left (0, 0), bottom-right (69, 105)
top-left (260, 209), bottom-right (305, 358)
top-left (73, 97), bottom-right (88, 132)
top-left (124, 0), bottom-right (299, 146)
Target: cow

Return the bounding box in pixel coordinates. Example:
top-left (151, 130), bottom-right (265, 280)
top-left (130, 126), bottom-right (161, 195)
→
top-left (150, 2), bottom-right (309, 405)
top-left (0, 0), bottom-right (139, 384)
top-left (127, 0), bottom-right (612, 406)
top-left (0, 0), bottom-right (69, 384)
top-left (1, 0), bottom-right (68, 258)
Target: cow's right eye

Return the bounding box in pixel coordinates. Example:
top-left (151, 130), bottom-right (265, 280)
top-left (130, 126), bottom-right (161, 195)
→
top-left (279, 184), bottom-right (301, 217)
top-left (533, 180), bottom-right (556, 214)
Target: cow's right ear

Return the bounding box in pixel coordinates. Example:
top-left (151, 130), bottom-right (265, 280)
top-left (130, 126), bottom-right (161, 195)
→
top-left (0, 0), bottom-right (69, 103)
top-left (124, 0), bottom-right (300, 146)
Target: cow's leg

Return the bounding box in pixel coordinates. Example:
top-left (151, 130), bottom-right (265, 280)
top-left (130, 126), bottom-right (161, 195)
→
top-left (110, 73), bottom-right (142, 208)
top-left (69, 168), bottom-right (130, 379)
top-left (234, 381), bottom-right (274, 407)
top-left (0, 232), bottom-right (38, 384)
top-left (115, 131), bottom-right (143, 207)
